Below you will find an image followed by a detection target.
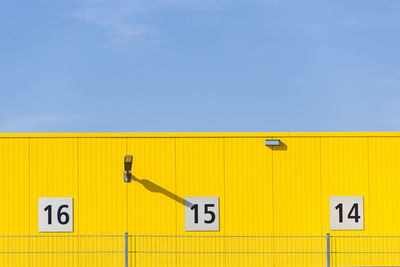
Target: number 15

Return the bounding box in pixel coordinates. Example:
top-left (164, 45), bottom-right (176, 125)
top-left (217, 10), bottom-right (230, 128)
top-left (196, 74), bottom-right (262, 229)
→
top-left (191, 204), bottom-right (216, 224)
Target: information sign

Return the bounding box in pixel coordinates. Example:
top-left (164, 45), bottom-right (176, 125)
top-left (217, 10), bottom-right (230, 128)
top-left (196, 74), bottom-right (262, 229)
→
top-left (330, 196), bottom-right (363, 230)
top-left (38, 198), bottom-right (73, 232)
top-left (185, 197), bottom-right (219, 231)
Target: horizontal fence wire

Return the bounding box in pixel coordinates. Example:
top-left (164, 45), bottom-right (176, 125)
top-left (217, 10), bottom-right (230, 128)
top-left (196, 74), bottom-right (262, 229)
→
top-left (0, 235), bottom-right (124, 267)
top-left (131, 235), bottom-right (326, 267)
top-left (1, 235), bottom-right (400, 266)
top-left (330, 236), bottom-right (400, 267)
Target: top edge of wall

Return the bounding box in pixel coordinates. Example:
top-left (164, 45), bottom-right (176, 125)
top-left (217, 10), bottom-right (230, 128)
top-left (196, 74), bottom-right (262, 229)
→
top-left (0, 132), bottom-right (398, 138)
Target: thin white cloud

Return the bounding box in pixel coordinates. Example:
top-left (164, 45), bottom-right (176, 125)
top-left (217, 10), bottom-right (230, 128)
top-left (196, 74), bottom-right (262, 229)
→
top-left (68, 5), bottom-right (150, 45)
top-left (67, 0), bottom-right (209, 46)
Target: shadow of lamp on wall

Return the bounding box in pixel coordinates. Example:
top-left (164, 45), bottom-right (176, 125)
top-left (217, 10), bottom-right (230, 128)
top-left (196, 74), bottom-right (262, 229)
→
top-left (123, 155), bottom-right (192, 207)
top-left (265, 139), bottom-right (287, 151)
top-left (132, 176), bottom-right (193, 208)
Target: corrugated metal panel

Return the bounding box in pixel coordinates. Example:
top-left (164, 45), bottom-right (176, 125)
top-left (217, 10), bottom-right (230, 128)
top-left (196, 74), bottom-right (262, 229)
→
top-left (322, 137), bottom-right (370, 235)
top-left (127, 138), bottom-right (176, 235)
top-left (30, 138), bottom-right (78, 234)
top-left (273, 137), bottom-right (322, 235)
top-left (175, 138), bottom-right (225, 265)
top-left (224, 137), bottom-right (274, 266)
top-left (320, 138), bottom-right (370, 267)
top-left (369, 137), bottom-right (400, 234)
top-left (78, 138), bottom-right (127, 234)
top-left (224, 137), bottom-right (273, 235)
top-left (272, 137), bottom-right (323, 267)
top-left (4, 133), bottom-right (400, 266)
top-left (77, 138), bottom-right (127, 267)
top-left (176, 138), bottom-right (225, 235)
top-left (29, 138), bottom-right (79, 266)
top-left (0, 138), bottom-right (29, 234)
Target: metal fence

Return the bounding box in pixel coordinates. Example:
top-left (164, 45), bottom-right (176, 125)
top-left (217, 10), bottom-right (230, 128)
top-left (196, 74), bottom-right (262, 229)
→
top-left (329, 235), bottom-right (400, 267)
top-left (131, 235), bottom-right (325, 267)
top-left (0, 235), bottom-right (124, 266)
top-left (1, 234), bottom-right (400, 266)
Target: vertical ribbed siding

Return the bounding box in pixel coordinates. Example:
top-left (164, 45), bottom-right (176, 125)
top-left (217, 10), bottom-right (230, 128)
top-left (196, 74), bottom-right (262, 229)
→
top-left (6, 133), bottom-right (400, 266)
top-left (224, 137), bottom-right (273, 235)
top-left (369, 137), bottom-right (400, 234)
top-left (175, 138), bottom-right (225, 235)
top-left (321, 137), bottom-right (370, 236)
top-left (224, 137), bottom-right (274, 267)
top-left (321, 139), bottom-right (371, 267)
top-left (272, 137), bottom-right (323, 267)
top-left (0, 138), bottom-right (30, 235)
top-left (77, 138), bottom-right (127, 267)
top-left (30, 138), bottom-right (78, 233)
top-left (127, 138), bottom-right (176, 235)
top-left (0, 138), bottom-right (30, 266)
top-left (175, 138), bottom-right (225, 266)
top-left (29, 138), bottom-right (79, 266)
top-left (78, 138), bottom-right (127, 234)
top-left (273, 137), bottom-right (322, 235)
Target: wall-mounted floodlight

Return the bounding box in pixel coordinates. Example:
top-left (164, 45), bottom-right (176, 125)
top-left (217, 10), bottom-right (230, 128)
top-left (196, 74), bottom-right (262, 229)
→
top-left (265, 140), bottom-right (281, 146)
top-left (124, 155), bottom-right (133, 182)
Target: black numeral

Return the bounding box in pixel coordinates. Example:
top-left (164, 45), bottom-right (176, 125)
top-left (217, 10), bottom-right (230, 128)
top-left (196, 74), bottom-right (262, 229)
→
top-left (44, 205), bottom-right (52, 224)
top-left (204, 204), bottom-right (215, 224)
top-left (335, 203), bottom-right (343, 223)
top-left (335, 203), bottom-right (361, 223)
top-left (348, 203), bottom-right (360, 223)
top-left (191, 204), bottom-right (216, 224)
top-left (58, 205), bottom-right (70, 225)
top-left (44, 205), bottom-right (70, 225)
top-left (191, 204), bottom-right (199, 224)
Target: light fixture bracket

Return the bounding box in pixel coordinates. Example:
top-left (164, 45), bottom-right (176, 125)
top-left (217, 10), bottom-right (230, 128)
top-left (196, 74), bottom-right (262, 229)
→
top-left (124, 172), bottom-right (131, 183)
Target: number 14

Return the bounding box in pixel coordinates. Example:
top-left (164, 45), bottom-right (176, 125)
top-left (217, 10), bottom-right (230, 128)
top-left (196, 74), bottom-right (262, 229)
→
top-left (335, 203), bottom-right (360, 223)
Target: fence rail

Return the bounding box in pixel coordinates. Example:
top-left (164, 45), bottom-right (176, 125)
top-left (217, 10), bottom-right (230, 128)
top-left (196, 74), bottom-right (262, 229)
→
top-left (0, 234), bottom-right (400, 266)
top-left (0, 235), bottom-right (124, 266)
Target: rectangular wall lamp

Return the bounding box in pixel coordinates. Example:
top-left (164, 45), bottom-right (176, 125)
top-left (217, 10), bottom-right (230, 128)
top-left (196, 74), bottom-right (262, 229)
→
top-left (265, 139), bottom-right (281, 146)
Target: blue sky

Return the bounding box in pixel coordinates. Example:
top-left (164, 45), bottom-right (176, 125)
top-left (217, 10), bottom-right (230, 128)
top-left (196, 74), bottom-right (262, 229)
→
top-left (1, 0), bottom-right (400, 132)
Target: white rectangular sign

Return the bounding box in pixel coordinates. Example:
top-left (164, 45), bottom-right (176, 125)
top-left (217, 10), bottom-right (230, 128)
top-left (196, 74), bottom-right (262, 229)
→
top-left (185, 197), bottom-right (219, 231)
top-left (38, 198), bottom-right (73, 232)
top-left (330, 196), bottom-right (364, 230)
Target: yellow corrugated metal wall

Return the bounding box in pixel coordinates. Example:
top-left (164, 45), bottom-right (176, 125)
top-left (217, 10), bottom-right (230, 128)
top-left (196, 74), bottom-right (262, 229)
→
top-left (2, 133), bottom-right (400, 265)
top-left (3, 133), bottom-right (400, 235)
top-left (0, 138), bottom-right (29, 235)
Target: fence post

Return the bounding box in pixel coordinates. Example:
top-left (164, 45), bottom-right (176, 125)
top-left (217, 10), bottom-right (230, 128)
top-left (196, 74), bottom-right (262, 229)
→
top-left (326, 233), bottom-right (330, 267)
top-left (125, 232), bottom-right (129, 267)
